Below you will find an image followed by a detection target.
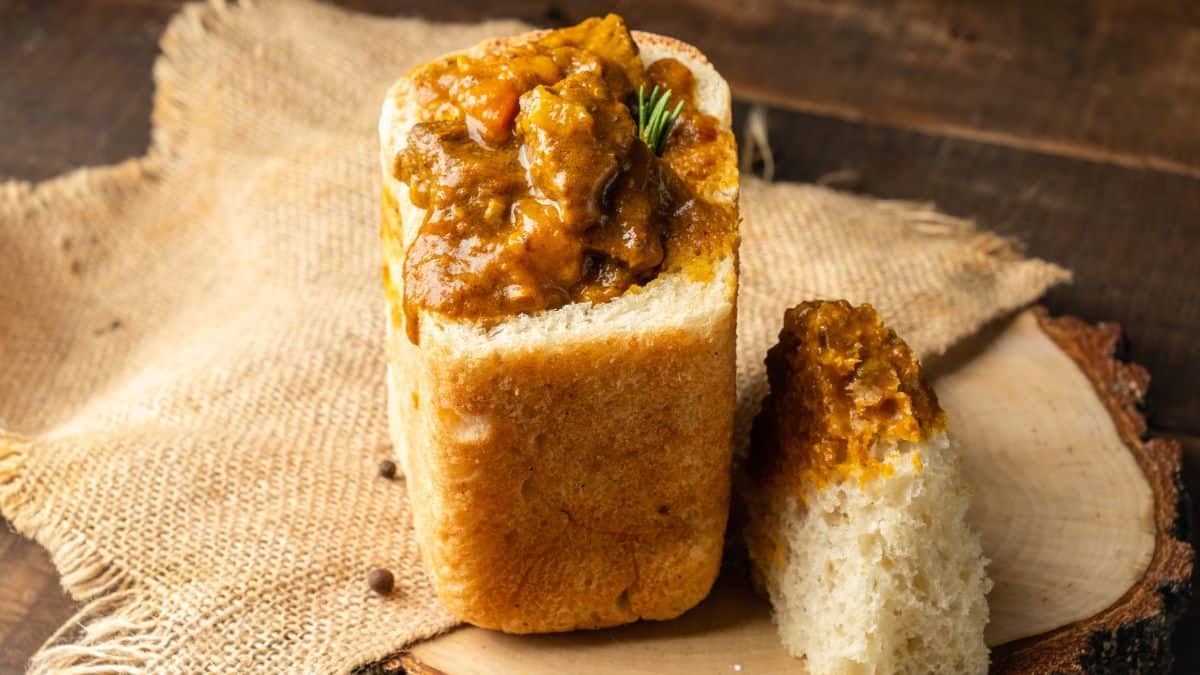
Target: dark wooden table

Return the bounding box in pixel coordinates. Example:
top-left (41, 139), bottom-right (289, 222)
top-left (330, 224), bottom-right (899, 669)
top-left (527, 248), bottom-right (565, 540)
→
top-left (2, 1), bottom-right (1197, 672)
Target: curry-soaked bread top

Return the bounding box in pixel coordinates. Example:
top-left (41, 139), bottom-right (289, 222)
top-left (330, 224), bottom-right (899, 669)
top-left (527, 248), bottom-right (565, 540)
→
top-left (389, 14), bottom-right (737, 338)
top-left (749, 300), bottom-right (946, 495)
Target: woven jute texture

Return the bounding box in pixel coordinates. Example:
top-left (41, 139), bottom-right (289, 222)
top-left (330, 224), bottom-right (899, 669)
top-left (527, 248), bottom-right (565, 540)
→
top-left (0, 1), bottom-right (1067, 672)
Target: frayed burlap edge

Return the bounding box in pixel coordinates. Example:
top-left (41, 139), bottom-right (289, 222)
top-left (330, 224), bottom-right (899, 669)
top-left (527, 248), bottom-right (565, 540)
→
top-left (0, 2), bottom-right (252, 672)
top-left (1, 430), bottom-right (167, 674)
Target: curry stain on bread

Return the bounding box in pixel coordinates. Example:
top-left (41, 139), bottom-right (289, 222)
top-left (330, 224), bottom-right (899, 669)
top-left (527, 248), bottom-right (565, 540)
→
top-left (743, 301), bottom-right (991, 674)
top-left (379, 15), bottom-right (739, 633)
top-left (749, 300), bottom-right (945, 493)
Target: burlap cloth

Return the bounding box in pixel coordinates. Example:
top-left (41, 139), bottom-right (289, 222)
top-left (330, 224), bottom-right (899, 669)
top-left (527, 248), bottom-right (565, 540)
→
top-left (0, 1), bottom-right (1067, 672)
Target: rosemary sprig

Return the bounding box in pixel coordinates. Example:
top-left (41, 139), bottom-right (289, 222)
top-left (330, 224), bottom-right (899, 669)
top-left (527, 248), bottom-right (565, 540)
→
top-left (636, 84), bottom-right (685, 155)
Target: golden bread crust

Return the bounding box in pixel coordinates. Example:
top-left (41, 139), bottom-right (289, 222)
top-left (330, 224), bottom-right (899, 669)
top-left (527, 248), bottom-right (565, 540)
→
top-left (381, 26), bottom-right (739, 632)
top-left (389, 308), bottom-right (734, 631)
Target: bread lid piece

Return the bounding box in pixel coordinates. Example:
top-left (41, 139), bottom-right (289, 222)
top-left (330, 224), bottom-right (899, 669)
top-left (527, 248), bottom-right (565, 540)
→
top-left (743, 301), bottom-right (991, 674)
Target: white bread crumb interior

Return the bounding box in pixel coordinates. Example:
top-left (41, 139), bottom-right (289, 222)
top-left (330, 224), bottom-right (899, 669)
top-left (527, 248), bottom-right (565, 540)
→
top-left (755, 432), bottom-right (992, 674)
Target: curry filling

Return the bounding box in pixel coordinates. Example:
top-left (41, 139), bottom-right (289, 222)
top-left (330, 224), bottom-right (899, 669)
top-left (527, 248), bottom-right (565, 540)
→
top-left (749, 301), bottom-right (946, 495)
top-left (389, 15), bottom-right (736, 340)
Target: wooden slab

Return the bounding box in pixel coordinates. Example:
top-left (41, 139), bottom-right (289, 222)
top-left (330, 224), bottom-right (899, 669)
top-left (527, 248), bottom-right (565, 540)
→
top-left (936, 311), bottom-right (1155, 646)
top-left (368, 308), bottom-right (1191, 674)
